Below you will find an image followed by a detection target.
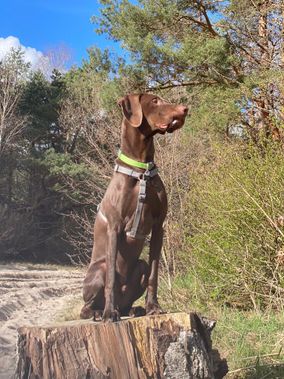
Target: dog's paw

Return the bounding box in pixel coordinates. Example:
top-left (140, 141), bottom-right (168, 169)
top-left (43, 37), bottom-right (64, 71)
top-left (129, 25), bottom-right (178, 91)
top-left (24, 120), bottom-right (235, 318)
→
top-left (93, 310), bottom-right (103, 321)
top-left (129, 306), bottom-right (146, 318)
top-left (80, 305), bottom-right (94, 319)
top-left (146, 302), bottom-right (165, 315)
top-left (102, 308), bottom-right (121, 322)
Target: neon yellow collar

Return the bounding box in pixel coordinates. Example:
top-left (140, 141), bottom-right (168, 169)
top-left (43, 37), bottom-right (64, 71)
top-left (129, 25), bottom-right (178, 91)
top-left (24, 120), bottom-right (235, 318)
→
top-left (118, 150), bottom-right (154, 170)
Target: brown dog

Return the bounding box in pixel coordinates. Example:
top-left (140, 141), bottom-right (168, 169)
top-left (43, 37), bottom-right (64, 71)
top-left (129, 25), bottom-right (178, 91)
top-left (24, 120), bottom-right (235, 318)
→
top-left (80, 94), bottom-right (188, 322)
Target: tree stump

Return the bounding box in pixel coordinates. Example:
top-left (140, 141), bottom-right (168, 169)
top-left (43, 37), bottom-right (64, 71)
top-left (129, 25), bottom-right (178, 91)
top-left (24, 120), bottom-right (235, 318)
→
top-left (15, 312), bottom-right (228, 379)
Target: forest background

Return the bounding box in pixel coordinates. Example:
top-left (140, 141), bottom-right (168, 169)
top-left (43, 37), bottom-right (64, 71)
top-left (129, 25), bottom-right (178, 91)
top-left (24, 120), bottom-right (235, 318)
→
top-left (1, 1), bottom-right (284, 377)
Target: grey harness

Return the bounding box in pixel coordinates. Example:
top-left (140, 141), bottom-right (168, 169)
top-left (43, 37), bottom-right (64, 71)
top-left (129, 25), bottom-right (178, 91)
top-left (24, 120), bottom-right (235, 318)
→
top-left (98, 163), bottom-right (158, 240)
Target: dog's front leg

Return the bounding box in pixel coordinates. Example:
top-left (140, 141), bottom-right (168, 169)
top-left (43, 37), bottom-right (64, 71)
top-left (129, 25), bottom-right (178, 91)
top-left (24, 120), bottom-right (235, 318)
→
top-left (145, 224), bottom-right (164, 315)
top-left (102, 226), bottom-right (120, 322)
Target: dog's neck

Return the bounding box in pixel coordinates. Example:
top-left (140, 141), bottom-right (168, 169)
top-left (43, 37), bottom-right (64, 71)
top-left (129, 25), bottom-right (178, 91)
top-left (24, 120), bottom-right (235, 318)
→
top-left (120, 120), bottom-right (155, 163)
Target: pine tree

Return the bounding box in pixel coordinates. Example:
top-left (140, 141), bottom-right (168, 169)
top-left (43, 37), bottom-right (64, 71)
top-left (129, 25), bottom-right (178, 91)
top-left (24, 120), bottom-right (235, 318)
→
top-left (95, 0), bottom-right (284, 139)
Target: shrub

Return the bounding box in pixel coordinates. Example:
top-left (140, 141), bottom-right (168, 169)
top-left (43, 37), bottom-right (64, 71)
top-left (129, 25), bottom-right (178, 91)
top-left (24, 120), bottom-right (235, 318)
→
top-left (183, 141), bottom-right (284, 310)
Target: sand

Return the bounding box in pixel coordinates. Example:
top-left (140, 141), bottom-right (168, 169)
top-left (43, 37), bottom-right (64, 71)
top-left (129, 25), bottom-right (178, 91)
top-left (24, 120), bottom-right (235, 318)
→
top-left (0, 264), bottom-right (83, 379)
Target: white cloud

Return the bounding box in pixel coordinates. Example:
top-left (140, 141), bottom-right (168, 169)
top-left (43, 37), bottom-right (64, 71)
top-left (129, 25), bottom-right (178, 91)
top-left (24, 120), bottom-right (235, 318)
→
top-left (0, 36), bottom-right (47, 71)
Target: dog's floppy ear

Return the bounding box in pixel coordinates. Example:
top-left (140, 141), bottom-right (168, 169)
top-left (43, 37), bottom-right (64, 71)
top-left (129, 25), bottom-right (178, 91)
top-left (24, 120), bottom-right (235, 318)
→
top-left (118, 94), bottom-right (143, 128)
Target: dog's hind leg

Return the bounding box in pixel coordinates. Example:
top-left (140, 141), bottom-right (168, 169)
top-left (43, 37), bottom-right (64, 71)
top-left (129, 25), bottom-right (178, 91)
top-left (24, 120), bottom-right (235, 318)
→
top-left (80, 260), bottom-right (106, 319)
top-left (119, 259), bottom-right (149, 316)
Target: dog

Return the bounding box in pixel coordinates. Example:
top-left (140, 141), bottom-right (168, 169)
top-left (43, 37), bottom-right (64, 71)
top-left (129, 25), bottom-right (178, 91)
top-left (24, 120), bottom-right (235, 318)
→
top-left (80, 93), bottom-right (188, 322)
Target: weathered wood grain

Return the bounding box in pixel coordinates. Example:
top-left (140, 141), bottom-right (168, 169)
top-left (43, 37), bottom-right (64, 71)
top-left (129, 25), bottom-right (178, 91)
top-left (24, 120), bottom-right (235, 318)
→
top-left (15, 312), bottom-right (227, 379)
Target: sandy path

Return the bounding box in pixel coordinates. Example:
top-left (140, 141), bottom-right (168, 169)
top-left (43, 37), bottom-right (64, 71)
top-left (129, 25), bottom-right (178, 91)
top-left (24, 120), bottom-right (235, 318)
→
top-left (0, 264), bottom-right (83, 379)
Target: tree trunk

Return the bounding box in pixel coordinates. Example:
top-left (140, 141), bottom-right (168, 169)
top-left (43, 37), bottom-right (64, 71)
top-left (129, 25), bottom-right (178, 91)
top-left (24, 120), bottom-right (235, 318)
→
top-left (15, 312), bottom-right (228, 379)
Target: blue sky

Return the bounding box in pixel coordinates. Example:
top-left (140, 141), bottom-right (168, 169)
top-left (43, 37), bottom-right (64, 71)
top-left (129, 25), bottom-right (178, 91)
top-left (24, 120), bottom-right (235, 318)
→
top-left (0, 0), bottom-right (121, 66)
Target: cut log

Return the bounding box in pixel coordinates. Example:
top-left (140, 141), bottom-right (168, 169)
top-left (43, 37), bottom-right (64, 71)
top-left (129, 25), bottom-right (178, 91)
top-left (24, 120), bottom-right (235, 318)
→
top-left (15, 312), bottom-right (228, 379)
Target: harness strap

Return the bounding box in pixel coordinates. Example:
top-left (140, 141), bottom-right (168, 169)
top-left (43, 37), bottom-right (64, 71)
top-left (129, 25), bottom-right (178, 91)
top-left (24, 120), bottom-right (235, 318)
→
top-left (114, 163), bottom-right (158, 239)
top-left (114, 164), bottom-right (158, 178)
top-left (126, 177), bottom-right (147, 239)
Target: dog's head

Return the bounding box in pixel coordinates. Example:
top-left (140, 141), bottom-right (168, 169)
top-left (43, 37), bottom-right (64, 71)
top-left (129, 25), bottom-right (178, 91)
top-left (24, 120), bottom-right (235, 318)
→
top-left (118, 93), bottom-right (188, 135)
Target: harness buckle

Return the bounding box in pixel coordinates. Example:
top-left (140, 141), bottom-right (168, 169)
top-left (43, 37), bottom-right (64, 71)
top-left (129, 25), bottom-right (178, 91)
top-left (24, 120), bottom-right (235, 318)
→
top-left (139, 194), bottom-right (146, 201)
top-left (146, 161), bottom-right (155, 171)
top-left (144, 170), bottom-right (150, 178)
top-left (138, 178), bottom-right (147, 202)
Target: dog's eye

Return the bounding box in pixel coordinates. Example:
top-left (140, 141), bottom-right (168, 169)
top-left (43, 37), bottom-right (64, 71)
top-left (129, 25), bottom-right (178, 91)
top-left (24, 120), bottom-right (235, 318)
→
top-left (152, 97), bottom-right (158, 104)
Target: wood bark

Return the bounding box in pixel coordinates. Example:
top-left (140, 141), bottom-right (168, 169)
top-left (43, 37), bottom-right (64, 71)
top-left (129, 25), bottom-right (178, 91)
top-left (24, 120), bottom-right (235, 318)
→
top-left (15, 312), bottom-right (228, 379)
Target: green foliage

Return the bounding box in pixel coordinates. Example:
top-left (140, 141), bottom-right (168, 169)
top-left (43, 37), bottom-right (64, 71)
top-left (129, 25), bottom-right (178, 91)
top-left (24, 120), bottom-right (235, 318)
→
top-left (183, 141), bottom-right (284, 310)
top-left (214, 308), bottom-right (284, 378)
top-left (157, 272), bottom-right (284, 378)
top-left (95, 0), bottom-right (233, 88)
top-left (83, 46), bottom-right (113, 75)
top-left (42, 149), bottom-right (90, 178)
top-left (20, 70), bottom-right (66, 151)
top-left (64, 48), bottom-right (123, 112)
top-left (0, 47), bottom-right (30, 81)
top-left (94, 0), bottom-right (284, 142)
top-left (189, 85), bottom-right (242, 132)
top-left (41, 149), bottom-right (92, 203)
